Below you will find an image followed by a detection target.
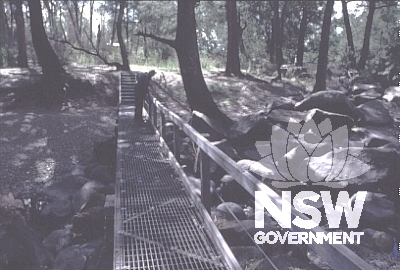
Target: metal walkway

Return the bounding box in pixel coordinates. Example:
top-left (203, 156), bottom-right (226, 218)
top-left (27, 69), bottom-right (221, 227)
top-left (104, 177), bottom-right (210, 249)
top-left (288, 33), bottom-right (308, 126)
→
top-left (114, 72), bottom-right (237, 270)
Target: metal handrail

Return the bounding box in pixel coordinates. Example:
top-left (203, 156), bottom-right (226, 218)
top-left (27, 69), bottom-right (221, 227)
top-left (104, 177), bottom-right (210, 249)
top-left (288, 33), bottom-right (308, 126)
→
top-left (146, 93), bottom-right (374, 270)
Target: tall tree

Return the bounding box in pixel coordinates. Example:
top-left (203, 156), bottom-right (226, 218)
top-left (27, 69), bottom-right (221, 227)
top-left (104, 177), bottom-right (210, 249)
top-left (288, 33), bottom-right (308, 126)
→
top-left (272, 1), bottom-right (283, 81)
top-left (225, 0), bottom-right (243, 77)
top-left (28, 0), bottom-right (65, 78)
top-left (116, 0), bottom-right (130, 71)
top-left (358, 0), bottom-right (376, 71)
top-left (137, 0), bottom-right (232, 126)
top-left (312, 0), bottom-right (335, 93)
top-left (296, 2), bottom-right (309, 67)
top-left (341, 0), bottom-right (356, 69)
top-left (0, 0), bottom-right (7, 67)
top-left (14, 0), bottom-right (28, 68)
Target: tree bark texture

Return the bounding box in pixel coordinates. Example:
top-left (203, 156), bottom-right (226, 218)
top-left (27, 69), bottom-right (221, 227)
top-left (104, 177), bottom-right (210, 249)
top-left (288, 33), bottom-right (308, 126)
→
top-left (225, 0), bottom-right (242, 77)
top-left (313, 0), bottom-right (334, 93)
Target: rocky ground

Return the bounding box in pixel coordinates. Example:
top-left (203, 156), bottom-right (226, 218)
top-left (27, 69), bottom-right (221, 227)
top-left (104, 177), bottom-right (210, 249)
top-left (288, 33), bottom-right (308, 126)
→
top-left (1, 64), bottom-right (400, 269)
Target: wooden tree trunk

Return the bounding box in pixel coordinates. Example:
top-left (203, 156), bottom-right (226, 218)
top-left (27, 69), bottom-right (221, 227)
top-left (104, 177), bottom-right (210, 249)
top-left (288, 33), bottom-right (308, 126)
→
top-left (117, 0), bottom-right (130, 71)
top-left (14, 0), bottom-right (28, 68)
top-left (225, 0), bottom-right (242, 77)
top-left (176, 0), bottom-right (232, 126)
top-left (89, 0), bottom-right (94, 42)
top-left (358, 0), bottom-right (376, 71)
top-left (28, 0), bottom-right (65, 78)
top-left (272, 1), bottom-right (283, 80)
top-left (341, 0), bottom-right (356, 69)
top-left (269, 18), bottom-right (275, 64)
top-left (313, 0), bottom-right (334, 93)
top-left (296, 3), bottom-right (308, 67)
top-left (0, 0), bottom-right (7, 67)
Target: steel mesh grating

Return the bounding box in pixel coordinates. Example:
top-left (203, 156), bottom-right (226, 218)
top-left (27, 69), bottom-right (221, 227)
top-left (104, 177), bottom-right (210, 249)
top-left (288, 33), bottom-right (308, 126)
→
top-left (115, 106), bottom-right (230, 270)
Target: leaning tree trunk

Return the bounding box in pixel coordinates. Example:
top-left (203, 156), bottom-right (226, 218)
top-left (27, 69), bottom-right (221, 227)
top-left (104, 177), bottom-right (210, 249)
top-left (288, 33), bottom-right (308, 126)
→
top-left (136, 0), bottom-right (233, 127)
top-left (341, 0), bottom-right (356, 69)
top-left (358, 0), bottom-right (376, 71)
top-left (176, 0), bottom-right (232, 126)
top-left (296, 3), bottom-right (308, 67)
top-left (116, 0), bottom-right (130, 71)
top-left (28, 0), bottom-right (65, 78)
top-left (272, 1), bottom-right (283, 80)
top-left (14, 0), bottom-right (28, 68)
top-left (313, 0), bottom-right (334, 93)
top-left (225, 0), bottom-right (243, 77)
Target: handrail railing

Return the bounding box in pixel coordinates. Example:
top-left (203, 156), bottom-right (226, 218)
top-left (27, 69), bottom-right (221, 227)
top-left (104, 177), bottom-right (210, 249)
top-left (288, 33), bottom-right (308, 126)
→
top-left (145, 93), bottom-right (374, 270)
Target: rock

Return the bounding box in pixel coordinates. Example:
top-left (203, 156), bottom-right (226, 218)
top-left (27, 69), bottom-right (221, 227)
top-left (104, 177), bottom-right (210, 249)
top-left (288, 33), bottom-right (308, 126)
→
top-left (267, 109), bottom-right (307, 127)
top-left (195, 139), bottom-right (240, 175)
top-left (93, 137), bottom-right (116, 167)
top-left (215, 217), bottom-right (280, 247)
top-left (219, 174), bottom-right (251, 204)
top-left (42, 175), bottom-right (88, 200)
top-left (265, 96), bottom-right (295, 113)
top-left (89, 165), bottom-right (114, 184)
top-left (352, 83), bottom-right (382, 95)
top-left (357, 100), bottom-right (393, 126)
top-left (0, 214), bottom-right (54, 269)
top-left (186, 176), bottom-right (219, 204)
top-left (308, 147), bottom-right (399, 193)
top-left (362, 228), bottom-right (394, 252)
top-left (355, 192), bottom-right (395, 231)
top-left (43, 227), bottom-right (74, 255)
top-left (0, 192), bottom-right (25, 215)
top-left (383, 86), bottom-right (400, 105)
top-left (304, 108), bottom-right (354, 131)
top-left (226, 111), bottom-right (273, 146)
top-left (215, 202), bottom-right (247, 221)
top-left (351, 89), bottom-right (382, 106)
top-left (61, 165), bottom-right (85, 178)
top-left (84, 163), bottom-right (100, 178)
top-left (256, 253), bottom-right (315, 270)
top-left (190, 111), bottom-right (226, 141)
top-left (41, 198), bottom-right (72, 218)
top-left (235, 141), bottom-right (270, 161)
top-left (298, 73), bottom-right (312, 79)
top-left (84, 238), bottom-right (113, 270)
top-left (72, 207), bottom-right (105, 240)
top-left (350, 126), bottom-right (398, 147)
top-left (54, 239), bottom-right (102, 270)
top-left (294, 90), bottom-right (362, 120)
top-left (72, 181), bottom-right (107, 213)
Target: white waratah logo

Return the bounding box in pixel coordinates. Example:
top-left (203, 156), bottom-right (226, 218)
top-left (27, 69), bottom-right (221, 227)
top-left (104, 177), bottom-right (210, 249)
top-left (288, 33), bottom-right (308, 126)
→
top-left (254, 118), bottom-right (370, 188)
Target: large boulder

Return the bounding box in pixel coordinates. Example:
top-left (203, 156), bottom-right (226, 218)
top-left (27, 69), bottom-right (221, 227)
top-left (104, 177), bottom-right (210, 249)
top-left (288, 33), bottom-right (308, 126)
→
top-left (226, 111), bottom-right (273, 146)
top-left (304, 108), bottom-right (355, 131)
top-left (72, 206), bottom-right (106, 241)
top-left (43, 227), bottom-right (74, 255)
top-left (294, 90), bottom-right (362, 120)
top-left (354, 192), bottom-right (395, 231)
top-left (265, 96), bottom-right (295, 113)
top-left (382, 86), bottom-right (400, 105)
top-left (350, 126), bottom-right (398, 147)
top-left (0, 198), bottom-right (54, 270)
top-left (54, 239), bottom-right (102, 270)
top-left (352, 83), bottom-right (382, 95)
top-left (215, 202), bottom-right (247, 221)
top-left (72, 181), bottom-right (107, 213)
top-left (356, 100), bottom-right (393, 126)
top-left (189, 111), bottom-right (226, 141)
top-left (308, 147), bottom-right (399, 193)
top-left (362, 228), bottom-right (394, 253)
top-left (41, 175), bottom-right (88, 200)
top-left (267, 109), bottom-right (307, 128)
top-left (89, 165), bottom-right (114, 184)
top-left (351, 89), bottom-right (382, 106)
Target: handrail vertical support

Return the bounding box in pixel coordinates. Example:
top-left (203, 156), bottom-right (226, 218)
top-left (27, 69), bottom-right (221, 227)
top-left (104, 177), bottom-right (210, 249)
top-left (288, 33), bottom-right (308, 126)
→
top-left (200, 150), bottom-right (211, 213)
top-left (173, 124), bottom-right (180, 163)
top-left (161, 112), bottom-right (166, 138)
top-left (153, 103), bottom-right (158, 127)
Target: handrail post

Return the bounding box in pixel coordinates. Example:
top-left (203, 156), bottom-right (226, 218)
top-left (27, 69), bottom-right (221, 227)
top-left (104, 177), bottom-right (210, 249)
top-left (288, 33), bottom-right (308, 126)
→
top-left (200, 149), bottom-right (211, 213)
top-left (161, 112), bottom-right (166, 138)
top-left (153, 101), bottom-right (158, 127)
top-left (173, 124), bottom-right (180, 163)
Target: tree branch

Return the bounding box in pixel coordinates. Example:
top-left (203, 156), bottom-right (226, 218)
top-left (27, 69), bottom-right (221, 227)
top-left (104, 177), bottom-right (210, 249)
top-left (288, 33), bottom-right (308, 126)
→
top-left (49, 37), bottom-right (122, 70)
top-left (135, 31), bottom-right (176, 49)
